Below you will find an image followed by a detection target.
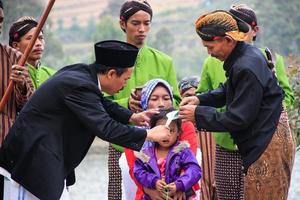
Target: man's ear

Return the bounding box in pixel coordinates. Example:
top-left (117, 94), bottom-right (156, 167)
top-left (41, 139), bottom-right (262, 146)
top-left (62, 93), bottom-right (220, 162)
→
top-left (106, 69), bottom-right (117, 79)
top-left (253, 26), bottom-right (260, 36)
top-left (224, 35), bottom-right (233, 42)
top-left (12, 42), bottom-right (20, 50)
top-left (119, 20), bottom-right (126, 32)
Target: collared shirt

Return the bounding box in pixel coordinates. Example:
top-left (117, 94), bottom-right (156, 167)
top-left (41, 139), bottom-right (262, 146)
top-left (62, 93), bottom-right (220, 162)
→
top-left (27, 63), bottom-right (56, 89)
top-left (97, 74), bottom-right (101, 91)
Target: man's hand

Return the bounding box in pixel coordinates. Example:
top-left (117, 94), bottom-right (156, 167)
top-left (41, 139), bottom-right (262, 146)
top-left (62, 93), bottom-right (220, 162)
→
top-left (146, 125), bottom-right (171, 142)
top-left (10, 64), bottom-right (29, 86)
top-left (179, 105), bottom-right (197, 123)
top-left (179, 96), bottom-right (199, 106)
top-left (144, 187), bottom-right (172, 200)
top-left (172, 191), bottom-right (186, 200)
top-left (129, 109), bottom-right (159, 126)
top-left (128, 88), bottom-right (142, 113)
top-left (155, 179), bottom-right (167, 192)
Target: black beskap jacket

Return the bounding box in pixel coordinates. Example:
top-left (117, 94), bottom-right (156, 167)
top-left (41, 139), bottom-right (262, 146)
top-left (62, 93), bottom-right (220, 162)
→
top-left (195, 42), bottom-right (283, 171)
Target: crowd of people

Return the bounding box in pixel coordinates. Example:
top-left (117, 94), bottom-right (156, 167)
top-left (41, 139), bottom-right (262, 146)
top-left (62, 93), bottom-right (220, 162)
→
top-left (0, 0), bottom-right (296, 200)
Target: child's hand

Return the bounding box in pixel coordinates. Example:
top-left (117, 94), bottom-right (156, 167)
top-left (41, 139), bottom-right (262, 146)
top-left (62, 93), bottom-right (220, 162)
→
top-left (166, 182), bottom-right (177, 194)
top-left (173, 191), bottom-right (186, 200)
top-left (155, 179), bottom-right (167, 192)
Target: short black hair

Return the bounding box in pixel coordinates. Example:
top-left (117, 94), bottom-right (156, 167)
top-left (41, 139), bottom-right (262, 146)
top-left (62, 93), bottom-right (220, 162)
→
top-left (0, 1), bottom-right (3, 9)
top-left (150, 108), bottom-right (182, 132)
top-left (94, 63), bottom-right (128, 76)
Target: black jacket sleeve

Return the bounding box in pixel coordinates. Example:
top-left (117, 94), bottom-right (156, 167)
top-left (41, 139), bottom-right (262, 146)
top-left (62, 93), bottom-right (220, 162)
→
top-left (102, 94), bottom-right (133, 124)
top-left (197, 83), bottom-right (227, 108)
top-left (64, 86), bottom-right (146, 151)
top-left (195, 69), bottom-right (263, 132)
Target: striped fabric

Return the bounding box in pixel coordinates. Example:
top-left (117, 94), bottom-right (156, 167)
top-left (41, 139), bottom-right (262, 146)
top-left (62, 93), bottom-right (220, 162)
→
top-left (0, 44), bottom-right (33, 146)
top-left (197, 131), bottom-right (217, 200)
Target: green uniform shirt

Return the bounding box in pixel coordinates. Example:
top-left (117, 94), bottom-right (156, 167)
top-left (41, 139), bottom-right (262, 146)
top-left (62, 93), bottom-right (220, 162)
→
top-left (197, 49), bottom-right (294, 150)
top-left (108, 45), bottom-right (181, 152)
top-left (28, 64), bottom-right (56, 89)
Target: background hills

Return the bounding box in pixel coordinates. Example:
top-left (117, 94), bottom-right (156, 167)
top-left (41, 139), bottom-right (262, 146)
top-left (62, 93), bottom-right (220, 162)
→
top-left (2, 0), bottom-right (299, 78)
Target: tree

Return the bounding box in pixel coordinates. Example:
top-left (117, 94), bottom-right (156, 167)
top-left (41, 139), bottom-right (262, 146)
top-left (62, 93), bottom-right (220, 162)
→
top-left (2, 0), bottom-right (43, 41)
top-left (100, 0), bottom-right (123, 17)
top-left (2, 0), bottom-right (64, 69)
top-left (286, 55), bottom-right (300, 145)
top-left (92, 15), bottom-right (123, 42)
top-left (151, 27), bottom-right (175, 54)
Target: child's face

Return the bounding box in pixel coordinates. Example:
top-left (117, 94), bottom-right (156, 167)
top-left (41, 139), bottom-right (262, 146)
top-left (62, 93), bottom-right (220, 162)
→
top-left (156, 119), bottom-right (179, 148)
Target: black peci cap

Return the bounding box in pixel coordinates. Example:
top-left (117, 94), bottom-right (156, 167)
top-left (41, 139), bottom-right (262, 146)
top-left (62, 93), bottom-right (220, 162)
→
top-left (94, 40), bottom-right (139, 68)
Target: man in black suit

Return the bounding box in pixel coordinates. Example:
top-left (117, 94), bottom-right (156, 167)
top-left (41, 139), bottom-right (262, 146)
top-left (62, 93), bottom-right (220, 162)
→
top-left (0, 40), bottom-right (171, 200)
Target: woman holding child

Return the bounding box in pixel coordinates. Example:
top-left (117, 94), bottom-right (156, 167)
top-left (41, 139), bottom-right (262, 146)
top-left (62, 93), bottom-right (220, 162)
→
top-left (120, 79), bottom-right (201, 200)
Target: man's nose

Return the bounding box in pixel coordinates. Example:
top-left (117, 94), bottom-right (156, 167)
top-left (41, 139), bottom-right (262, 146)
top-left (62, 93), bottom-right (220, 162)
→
top-left (139, 24), bottom-right (145, 32)
top-left (207, 49), bottom-right (212, 55)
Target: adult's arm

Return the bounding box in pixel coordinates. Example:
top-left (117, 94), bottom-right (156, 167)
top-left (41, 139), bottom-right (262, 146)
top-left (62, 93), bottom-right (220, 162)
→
top-left (5, 47), bottom-right (34, 107)
top-left (196, 82), bottom-right (227, 108)
top-left (64, 86), bottom-right (146, 151)
top-left (14, 68), bottom-right (34, 107)
top-left (195, 69), bottom-right (263, 132)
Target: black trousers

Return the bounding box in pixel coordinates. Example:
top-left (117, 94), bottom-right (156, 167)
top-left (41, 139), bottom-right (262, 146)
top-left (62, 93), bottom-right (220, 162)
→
top-left (0, 174), bottom-right (3, 200)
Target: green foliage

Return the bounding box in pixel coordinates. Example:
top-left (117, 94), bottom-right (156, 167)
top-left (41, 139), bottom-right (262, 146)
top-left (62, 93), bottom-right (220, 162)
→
top-left (1, 0), bottom-right (65, 70)
top-left (198, 0), bottom-right (300, 56)
top-left (92, 15), bottom-right (123, 42)
top-left (1, 0), bottom-right (43, 41)
top-left (100, 0), bottom-right (123, 17)
top-left (151, 27), bottom-right (175, 54)
top-left (42, 30), bottom-right (64, 69)
top-left (286, 55), bottom-right (300, 145)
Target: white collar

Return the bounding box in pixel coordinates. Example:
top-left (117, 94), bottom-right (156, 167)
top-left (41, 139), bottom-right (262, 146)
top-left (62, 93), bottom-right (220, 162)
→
top-left (97, 74), bottom-right (102, 91)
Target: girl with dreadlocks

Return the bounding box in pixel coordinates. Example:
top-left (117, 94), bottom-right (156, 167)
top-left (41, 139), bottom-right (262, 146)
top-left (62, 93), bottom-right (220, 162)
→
top-left (9, 16), bottom-right (56, 89)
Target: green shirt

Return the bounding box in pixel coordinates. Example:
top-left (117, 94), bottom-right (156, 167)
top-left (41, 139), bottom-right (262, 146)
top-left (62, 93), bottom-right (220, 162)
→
top-left (108, 45), bottom-right (181, 152)
top-left (197, 49), bottom-right (294, 150)
top-left (28, 64), bottom-right (56, 89)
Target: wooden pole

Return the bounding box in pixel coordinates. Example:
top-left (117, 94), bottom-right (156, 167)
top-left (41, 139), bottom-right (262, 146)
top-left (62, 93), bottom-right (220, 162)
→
top-left (0, 0), bottom-right (56, 112)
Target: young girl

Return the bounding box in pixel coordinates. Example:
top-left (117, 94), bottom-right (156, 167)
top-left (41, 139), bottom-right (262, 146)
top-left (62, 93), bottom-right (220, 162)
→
top-left (134, 108), bottom-right (202, 200)
top-left (121, 79), bottom-right (200, 199)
